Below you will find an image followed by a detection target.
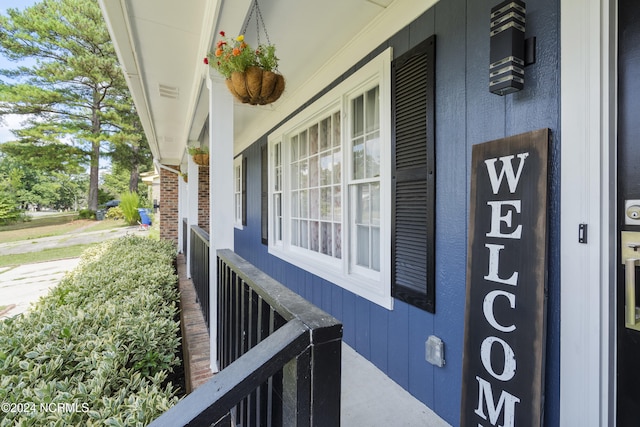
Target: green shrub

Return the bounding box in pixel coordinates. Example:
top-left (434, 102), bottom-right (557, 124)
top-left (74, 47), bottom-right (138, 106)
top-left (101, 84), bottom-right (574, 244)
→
top-left (119, 191), bottom-right (140, 225)
top-left (105, 205), bottom-right (125, 220)
top-left (0, 236), bottom-right (181, 425)
top-left (77, 209), bottom-right (96, 220)
top-left (0, 194), bottom-right (22, 225)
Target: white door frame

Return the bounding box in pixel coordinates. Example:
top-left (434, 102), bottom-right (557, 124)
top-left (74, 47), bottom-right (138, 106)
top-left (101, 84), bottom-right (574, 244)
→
top-left (560, 0), bottom-right (617, 425)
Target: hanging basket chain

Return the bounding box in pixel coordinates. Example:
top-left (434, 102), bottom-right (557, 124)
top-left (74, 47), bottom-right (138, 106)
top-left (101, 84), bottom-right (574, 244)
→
top-left (240, 0), bottom-right (271, 47)
top-left (241, 1), bottom-right (254, 37)
top-left (255, 1), bottom-right (271, 46)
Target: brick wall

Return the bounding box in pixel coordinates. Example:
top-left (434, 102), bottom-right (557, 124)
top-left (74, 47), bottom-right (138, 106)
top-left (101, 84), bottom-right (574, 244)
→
top-left (160, 165), bottom-right (179, 246)
top-left (198, 166), bottom-right (210, 234)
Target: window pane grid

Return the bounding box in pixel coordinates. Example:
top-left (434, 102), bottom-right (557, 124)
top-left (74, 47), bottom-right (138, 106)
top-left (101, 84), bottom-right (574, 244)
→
top-left (352, 182), bottom-right (381, 271)
top-left (235, 194), bottom-right (241, 222)
top-left (273, 143), bottom-right (282, 242)
top-left (234, 161), bottom-right (242, 225)
top-left (351, 87), bottom-right (381, 181)
top-left (350, 86), bottom-right (381, 273)
top-left (289, 113), bottom-right (342, 259)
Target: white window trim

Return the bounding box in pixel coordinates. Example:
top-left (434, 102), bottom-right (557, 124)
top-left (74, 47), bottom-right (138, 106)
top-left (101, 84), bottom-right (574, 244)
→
top-left (268, 48), bottom-right (393, 310)
top-left (233, 154), bottom-right (243, 230)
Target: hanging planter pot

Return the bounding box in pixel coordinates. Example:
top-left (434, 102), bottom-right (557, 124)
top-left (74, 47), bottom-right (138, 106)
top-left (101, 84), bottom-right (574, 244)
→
top-left (188, 147), bottom-right (209, 166)
top-left (226, 66), bottom-right (285, 105)
top-left (192, 153), bottom-right (209, 166)
top-left (205, 0), bottom-right (284, 106)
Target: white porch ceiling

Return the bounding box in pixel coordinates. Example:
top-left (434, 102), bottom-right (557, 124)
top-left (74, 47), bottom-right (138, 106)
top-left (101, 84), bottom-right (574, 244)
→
top-left (99, 0), bottom-right (393, 165)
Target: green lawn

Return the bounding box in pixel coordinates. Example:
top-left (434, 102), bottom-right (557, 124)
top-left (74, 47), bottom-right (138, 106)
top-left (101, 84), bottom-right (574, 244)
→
top-left (0, 215), bottom-right (130, 266)
top-left (0, 244), bottom-right (96, 268)
top-left (0, 212), bottom-right (77, 231)
top-left (0, 217), bottom-right (127, 244)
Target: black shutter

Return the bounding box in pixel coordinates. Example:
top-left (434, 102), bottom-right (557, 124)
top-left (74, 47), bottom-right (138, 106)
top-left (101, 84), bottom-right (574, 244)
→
top-left (391, 35), bottom-right (436, 313)
top-left (261, 144), bottom-right (268, 244)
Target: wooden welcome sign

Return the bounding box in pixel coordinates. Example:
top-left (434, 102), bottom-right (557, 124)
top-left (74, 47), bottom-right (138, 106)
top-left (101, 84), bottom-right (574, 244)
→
top-left (460, 129), bottom-right (549, 427)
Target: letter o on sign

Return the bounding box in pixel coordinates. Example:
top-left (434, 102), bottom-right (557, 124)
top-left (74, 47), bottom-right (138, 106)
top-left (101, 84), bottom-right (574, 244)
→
top-left (480, 336), bottom-right (516, 381)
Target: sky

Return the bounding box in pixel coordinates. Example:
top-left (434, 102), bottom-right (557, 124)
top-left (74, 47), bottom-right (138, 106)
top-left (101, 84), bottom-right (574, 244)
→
top-left (0, 0), bottom-right (39, 144)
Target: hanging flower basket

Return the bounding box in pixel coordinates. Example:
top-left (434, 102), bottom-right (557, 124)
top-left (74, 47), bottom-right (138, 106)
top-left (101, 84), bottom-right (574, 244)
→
top-left (188, 147), bottom-right (209, 166)
top-left (192, 153), bottom-right (209, 166)
top-left (205, 9), bottom-right (284, 106)
top-left (226, 66), bottom-right (285, 105)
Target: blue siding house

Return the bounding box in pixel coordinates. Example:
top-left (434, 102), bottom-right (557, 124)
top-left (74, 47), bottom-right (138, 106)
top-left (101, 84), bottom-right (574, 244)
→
top-left (100, 0), bottom-right (625, 425)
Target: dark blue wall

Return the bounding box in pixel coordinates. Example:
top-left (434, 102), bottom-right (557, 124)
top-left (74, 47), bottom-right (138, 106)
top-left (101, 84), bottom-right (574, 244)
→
top-left (234, 0), bottom-right (560, 425)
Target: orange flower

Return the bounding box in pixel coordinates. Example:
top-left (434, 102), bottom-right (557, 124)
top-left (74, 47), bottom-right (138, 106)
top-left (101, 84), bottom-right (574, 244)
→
top-left (215, 48), bottom-right (223, 57)
top-left (232, 48), bottom-right (241, 56)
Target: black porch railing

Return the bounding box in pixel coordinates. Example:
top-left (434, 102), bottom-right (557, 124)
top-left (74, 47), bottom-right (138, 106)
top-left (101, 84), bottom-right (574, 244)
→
top-left (182, 217), bottom-right (188, 255)
top-left (189, 225), bottom-right (210, 331)
top-left (150, 249), bottom-right (343, 427)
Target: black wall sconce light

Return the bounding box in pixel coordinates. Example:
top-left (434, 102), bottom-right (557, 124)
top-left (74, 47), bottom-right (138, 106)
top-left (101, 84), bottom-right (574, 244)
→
top-left (490, 0), bottom-right (535, 95)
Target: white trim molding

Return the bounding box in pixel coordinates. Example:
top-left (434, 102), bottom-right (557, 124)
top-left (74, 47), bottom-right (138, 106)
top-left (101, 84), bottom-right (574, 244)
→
top-left (560, 0), bottom-right (616, 425)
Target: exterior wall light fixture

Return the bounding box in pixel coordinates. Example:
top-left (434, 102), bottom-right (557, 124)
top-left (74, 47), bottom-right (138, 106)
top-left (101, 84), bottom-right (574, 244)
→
top-left (489, 0), bottom-right (534, 96)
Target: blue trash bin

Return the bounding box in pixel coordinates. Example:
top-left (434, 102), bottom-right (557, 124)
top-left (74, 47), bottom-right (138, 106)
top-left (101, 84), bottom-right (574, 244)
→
top-left (138, 208), bottom-right (152, 227)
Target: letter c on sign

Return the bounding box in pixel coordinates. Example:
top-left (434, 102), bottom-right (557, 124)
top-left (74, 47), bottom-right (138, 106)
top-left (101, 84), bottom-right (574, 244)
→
top-left (483, 290), bottom-right (516, 333)
top-left (481, 336), bottom-right (517, 381)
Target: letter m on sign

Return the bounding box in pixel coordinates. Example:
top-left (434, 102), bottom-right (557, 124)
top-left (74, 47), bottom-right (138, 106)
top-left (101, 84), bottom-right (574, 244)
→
top-left (474, 376), bottom-right (521, 427)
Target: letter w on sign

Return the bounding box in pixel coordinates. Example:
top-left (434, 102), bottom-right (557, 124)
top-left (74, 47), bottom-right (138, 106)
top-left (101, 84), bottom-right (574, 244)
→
top-left (484, 153), bottom-right (530, 195)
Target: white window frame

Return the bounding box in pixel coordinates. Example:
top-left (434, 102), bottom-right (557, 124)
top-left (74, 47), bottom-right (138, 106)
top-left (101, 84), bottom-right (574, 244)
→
top-left (268, 48), bottom-right (393, 309)
top-left (233, 154), bottom-right (243, 229)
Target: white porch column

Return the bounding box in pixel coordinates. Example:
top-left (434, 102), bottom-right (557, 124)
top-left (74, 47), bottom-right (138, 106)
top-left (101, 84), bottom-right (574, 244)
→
top-left (186, 154), bottom-right (199, 278)
top-left (207, 72), bottom-right (235, 372)
top-left (560, 0), bottom-right (615, 425)
top-left (178, 171), bottom-right (186, 254)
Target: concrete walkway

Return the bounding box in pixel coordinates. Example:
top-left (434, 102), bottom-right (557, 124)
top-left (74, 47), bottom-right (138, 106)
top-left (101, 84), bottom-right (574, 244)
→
top-left (0, 258), bottom-right (81, 319)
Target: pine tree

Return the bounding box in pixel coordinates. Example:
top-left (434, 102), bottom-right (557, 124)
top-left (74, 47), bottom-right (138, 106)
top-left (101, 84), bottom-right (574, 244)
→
top-left (0, 0), bottom-right (146, 210)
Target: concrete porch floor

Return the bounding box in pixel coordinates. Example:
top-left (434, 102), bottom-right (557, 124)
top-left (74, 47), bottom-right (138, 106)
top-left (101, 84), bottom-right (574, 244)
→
top-left (341, 343), bottom-right (451, 426)
top-left (177, 255), bottom-right (451, 426)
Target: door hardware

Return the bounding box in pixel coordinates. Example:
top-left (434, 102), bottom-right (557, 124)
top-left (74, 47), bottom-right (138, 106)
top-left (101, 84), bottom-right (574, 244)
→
top-left (621, 232), bottom-right (640, 331)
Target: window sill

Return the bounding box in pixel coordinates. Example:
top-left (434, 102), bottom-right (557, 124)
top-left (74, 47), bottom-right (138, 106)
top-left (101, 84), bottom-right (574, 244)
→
top-left (268, 245), bottom-right (393, 310)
